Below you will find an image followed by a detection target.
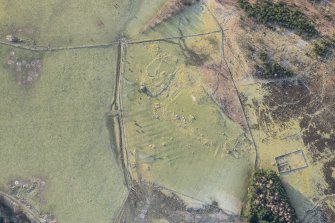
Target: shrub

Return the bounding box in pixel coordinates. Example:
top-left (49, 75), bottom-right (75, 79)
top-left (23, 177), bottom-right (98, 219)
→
top-left (313, 37), bottom-right (335, 58)
top-left (257, 52), bottom-right (294, 79)
top-left (238, 0), bottom-right (318, 38)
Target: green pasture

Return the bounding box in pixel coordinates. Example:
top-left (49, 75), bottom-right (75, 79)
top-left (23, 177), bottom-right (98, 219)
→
top-left (0, 45), bottom-right (127, 223)
top-left (0, 0), bottom-right (219, 47)
top-left (0, 0), bottom-right (167, 47)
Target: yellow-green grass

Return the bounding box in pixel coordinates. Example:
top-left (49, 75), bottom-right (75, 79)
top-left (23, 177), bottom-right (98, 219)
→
top-left (237, 83), bottom-right (328, 218)
top-left (121, 34), bottom-right (255, 214)
top-left (130, 2), bottom-right (220, 42)
top-left (0, 45), bottom-right (127, 222)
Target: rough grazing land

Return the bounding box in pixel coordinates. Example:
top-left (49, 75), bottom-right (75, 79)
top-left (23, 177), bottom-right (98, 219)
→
top-left (207, 0), bottom-right (335, 221)
top-left (0, 0), bottom-right (334, 222)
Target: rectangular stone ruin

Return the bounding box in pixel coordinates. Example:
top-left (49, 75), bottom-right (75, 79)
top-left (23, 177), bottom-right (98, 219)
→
top-left (275, 150), bottom-right (308, 174)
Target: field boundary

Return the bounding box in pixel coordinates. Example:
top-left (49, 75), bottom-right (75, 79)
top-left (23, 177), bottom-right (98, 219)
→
top-left (112, 39), bottom-right (133, 190)
top-left (0, 31), bottom-right (220, 53)
top-left (0, 40), bottom-right (118, 52)
top-left (203, 2), bottom-right (260, 168)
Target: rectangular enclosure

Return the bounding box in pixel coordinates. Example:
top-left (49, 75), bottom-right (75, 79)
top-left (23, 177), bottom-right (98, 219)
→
top-left (275, 150), bottom-right (308, 174)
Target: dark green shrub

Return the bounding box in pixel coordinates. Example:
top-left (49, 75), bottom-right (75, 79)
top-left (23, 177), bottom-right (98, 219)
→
top-left (257, 52), bottom-right (294, 79)
top-left (313, 37), bottom-right (335, 58)
top-left (238, 0), bottom-right (318, 38)
top-left (248, 215), bottom-right (259, 223)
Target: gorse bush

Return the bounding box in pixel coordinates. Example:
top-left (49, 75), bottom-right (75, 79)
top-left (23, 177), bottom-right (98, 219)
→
top-left (238, 0), bottom-right (318, 37)
top-left (247, 169), bottom-right (298, 223)
top-left (257, 52), bottom-right (294, 79)
top-left (313, 37), bottom-right (335, 58)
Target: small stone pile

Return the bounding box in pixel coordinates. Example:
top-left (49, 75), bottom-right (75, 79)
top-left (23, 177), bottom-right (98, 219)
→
top-left (7, 51), bottom-right (42, 86)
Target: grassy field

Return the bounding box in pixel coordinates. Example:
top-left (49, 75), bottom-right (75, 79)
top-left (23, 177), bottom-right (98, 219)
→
top-left (0, 0), bottom-right (220, 47)
top-left (0, 45), bottom-right (127, 222)
top-left (0, 0), bottom-right (169, 47)
top-left (0, 0), bottom-right (126, 46)
top-left (121, 33), bottom-right (255, 214)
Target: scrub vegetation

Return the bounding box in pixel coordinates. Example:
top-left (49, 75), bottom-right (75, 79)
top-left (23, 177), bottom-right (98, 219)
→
top-left (313, 36), bottom-right (335, 58)
top-left (256, 52), bottom-right (294, 79)
top-left (207, 0), bottom-right (335, 221)
top-left (238, 0), bottom-right (318, 37)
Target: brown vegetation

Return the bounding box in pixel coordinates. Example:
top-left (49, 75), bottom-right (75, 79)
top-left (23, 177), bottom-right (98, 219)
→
top-left (117, 183), bottom-right (235, 222)
top-left (200, 63), bottom-right (246, 128)
top-left (323, 160), bottom-right (335, 195)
